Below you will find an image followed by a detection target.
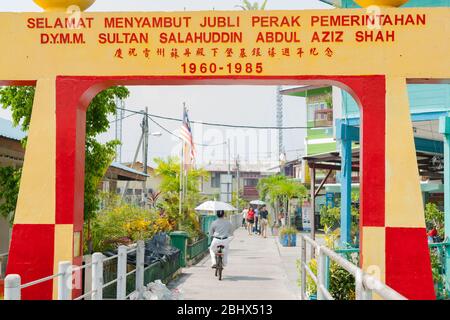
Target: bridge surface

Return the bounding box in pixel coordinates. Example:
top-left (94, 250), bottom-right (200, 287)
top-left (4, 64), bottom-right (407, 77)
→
top-left (169, 227), bottom-right (302, 300)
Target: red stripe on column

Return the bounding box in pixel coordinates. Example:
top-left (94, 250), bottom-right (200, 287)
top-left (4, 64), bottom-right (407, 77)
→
top-left (359, 77), bottom-right (386, 228)
top-left (386, 227), bottom-right (435, 300)
top-left (6, 224), bottom-right (55, 300)
top-left (55, 79), bottom-right (88, 229)
top-left (56, 78), bottom-right (98, 299)
top-left (336, 76), bottom-right (386, 268)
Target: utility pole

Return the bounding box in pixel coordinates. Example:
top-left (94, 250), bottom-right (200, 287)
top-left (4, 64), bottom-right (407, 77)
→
top-left (276, 85), bottom-right (284, 163)
top-left (236, 155), bottom-right (240, 212)
top-left (115, 97), bottom-right (125, 162)
top-left (121, 133), bottom-right (144, 201)
top-left (141, 107), bottom-right (149, 207)
top-left (227, 139), bottom-right (232, 203)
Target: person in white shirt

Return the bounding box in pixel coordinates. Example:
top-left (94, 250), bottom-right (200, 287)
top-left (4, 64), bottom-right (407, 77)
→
top-left (209, 210), bottom-right (234, 268)
top-left (241, 207), bottom-right (248, 228)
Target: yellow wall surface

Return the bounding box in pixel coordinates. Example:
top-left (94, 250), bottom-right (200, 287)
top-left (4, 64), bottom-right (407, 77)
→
top-left (14, 78), bottom-right (56, 225)
top-left (0, 8), bottom-right (448, 80)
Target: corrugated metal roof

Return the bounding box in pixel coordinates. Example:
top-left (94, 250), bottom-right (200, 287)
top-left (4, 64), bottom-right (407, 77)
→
top-left (110, 162), bottom-right (149, 177)
top-left (0, 117), bottom-right (26, 141)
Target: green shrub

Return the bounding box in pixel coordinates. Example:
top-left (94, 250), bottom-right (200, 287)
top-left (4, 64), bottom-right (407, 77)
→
top-left (424, 203), bottom-right (444, 239)
top-left (279, 226), bottom-right (297, 237)
top-left (87, 197), bottom-right (172, 252)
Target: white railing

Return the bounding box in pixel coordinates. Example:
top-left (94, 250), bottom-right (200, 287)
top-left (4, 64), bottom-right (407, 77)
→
top-left (3, 241), bottom-right (147, 300)
top-left (299, 235), bottom-right (407, 300)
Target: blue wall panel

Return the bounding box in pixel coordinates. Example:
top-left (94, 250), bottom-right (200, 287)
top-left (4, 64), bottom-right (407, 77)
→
top-left (341, 0), bottom-right (449, 8)
top-left (342, 85), bottom-right (450, 120)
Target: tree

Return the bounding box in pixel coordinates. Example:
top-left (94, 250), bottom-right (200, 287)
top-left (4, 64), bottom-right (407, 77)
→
top-left (0, 86), bottom-right (130, 233)
top-left (154, 157), bottom-right (208, 241)
top-left (0, 167), bottom-right (21, 225)
top-left (257, 175), bottom-right (307, 226)
top-left (236, 0), bottom-right (268, 10)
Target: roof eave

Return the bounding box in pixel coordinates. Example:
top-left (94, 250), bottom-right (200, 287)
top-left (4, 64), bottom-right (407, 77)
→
top-left (319, 0), bottom-right (342, 8)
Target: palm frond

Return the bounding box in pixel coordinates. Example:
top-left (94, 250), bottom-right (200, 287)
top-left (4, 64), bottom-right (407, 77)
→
top-left (237, 0), bottom-right (268, 11)
top-left (243, 0), bottom-right (253, 10)
top-left (261, 0), bottom-right (268, 10)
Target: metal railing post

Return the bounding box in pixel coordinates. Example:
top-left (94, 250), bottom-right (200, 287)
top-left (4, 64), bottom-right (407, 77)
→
top-left (355, 268), bottom-right (364, 300)
top-left (58, 261), bottom-right (72, 300)
top-left (317, 247), bottom-right (326, 300)
top-left (92, 252), bottom-right (104, 300)
top-left (117, 245), bottom-right (127, 300)
top-left (324, 256), bottom-right (330, 290)
top-left (300, 236), bottom-right (307, 300)
top-left (82, 255), bottom-right (92, 300)
top-left (356, 270), bottom-right (374, 300)
top-left (363, 286), bottom-right (373, 300)
top-left (4, 274), bottom-right (21, 300)
top-left (135, 240), bottom-right (145, 300)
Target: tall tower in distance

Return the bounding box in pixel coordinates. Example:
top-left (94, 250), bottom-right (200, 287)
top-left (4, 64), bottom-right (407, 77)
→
top-left (276, 85), bottom-right (285, 162)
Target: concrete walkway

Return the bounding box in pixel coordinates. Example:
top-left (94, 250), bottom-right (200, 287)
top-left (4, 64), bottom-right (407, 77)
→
top-left (169, 227), bottom-right (301, 300)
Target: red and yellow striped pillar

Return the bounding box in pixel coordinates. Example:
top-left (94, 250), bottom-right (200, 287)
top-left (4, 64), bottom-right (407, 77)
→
top-left (6, 77), bottom-right (90, 300)
top-left (359, 76), bottom-right (435, 300)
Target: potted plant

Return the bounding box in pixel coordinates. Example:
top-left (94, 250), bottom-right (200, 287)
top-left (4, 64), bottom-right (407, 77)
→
top-left (279, 226), bottom-right (297, 247)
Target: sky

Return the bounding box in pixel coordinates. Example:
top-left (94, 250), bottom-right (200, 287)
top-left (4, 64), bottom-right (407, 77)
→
top-left (0, 0), bottom-right (332, 168)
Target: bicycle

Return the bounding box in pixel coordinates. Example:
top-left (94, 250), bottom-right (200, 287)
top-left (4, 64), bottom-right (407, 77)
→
top-left (214, 245), bottom-right (225, 281)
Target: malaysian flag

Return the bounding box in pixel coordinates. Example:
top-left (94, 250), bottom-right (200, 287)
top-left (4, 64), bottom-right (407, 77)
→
top-left (179, 106), bottom-right (196, 164)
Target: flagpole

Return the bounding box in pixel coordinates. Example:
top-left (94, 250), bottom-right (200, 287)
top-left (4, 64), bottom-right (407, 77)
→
top-left (179, 142), bottom-right (184, 217)
top-left (184, 143), bottom-right (188, 213)
top-left (183, 102), bottom-right (188, 215)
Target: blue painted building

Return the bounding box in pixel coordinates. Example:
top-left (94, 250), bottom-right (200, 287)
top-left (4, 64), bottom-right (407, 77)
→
top-left (321, 0), bottom-right (450, 244)
top-left (321, 0), bottom-right (450, 8)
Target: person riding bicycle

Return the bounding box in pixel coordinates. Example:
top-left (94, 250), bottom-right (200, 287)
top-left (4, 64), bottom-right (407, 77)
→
top-left (209, 210), bottom-right (234, 269)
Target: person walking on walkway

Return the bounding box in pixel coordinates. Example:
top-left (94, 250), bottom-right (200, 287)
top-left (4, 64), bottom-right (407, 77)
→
top-left (209, 210), bottom-right (234, 269)
top-left (279, 209), bottom-right (286, 227)
top-left (254, 207), bottom-right (260, 235)
top-left (260, 206), bottom-right (269, 238)
top-left (246, 207), bottom-right (255, 235)
top-left (241, 207), bottom-right (248, 228)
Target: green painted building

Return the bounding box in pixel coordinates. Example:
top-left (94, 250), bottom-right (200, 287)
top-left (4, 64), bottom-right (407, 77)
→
top-left (282, 86), bottom-right (336, 156)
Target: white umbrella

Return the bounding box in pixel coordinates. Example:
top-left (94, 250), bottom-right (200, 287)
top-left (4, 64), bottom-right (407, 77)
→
top-left (250, 200), bottom-right (265, 206)
top-left (195, 200), bottom-right (238, 212)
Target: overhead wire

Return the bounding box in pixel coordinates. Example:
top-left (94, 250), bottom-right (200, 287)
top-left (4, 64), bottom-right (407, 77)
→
top-left (109, 112), bottom-right (138, 124)
top-left (146, 114), bottom-right (228, 148)
top-left (116, 107), bottom-right (320, 130)
top-left (113, 106), bottom-right (307, 153)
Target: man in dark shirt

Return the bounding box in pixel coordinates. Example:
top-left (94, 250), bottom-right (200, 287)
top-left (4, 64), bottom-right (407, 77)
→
top-left (259, 206), bottom-right (269, 238)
